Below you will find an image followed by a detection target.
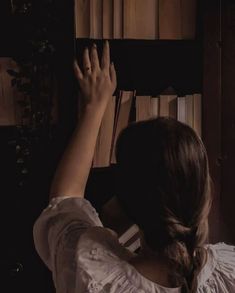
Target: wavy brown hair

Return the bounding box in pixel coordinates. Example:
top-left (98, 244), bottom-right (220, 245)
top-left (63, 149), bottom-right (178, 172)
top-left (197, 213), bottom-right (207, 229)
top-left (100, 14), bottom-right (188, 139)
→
top-left (115, 117), bottom-right (211, 292)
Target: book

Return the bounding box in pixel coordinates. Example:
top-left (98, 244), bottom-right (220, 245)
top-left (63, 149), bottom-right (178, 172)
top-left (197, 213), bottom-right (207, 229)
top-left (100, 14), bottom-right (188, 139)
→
top-left (193, 93), bottom-right (202, 136)
top-left (101, 196), bottom-right (141, 252)
top-left (123, 0), bottom-right (157, 39)
top-left (90, 0), bottom-right (103, 39)
top-left (159, 93), bottom-right (177, 118)
top-left (185, 94), bottom-right (194, 128)
top-left (135, 96), bottom-right (152, 121)
top-left (181, 0), bottom-right (197, 39)
top-left (0, 58), bottom-right (21, 125)
top-left (177, 96), bottom-right (186, 123)
top-left (113, 0), bottom-right (123, 39)
top-left (159, 0), bottom-right (182, 40)
top-left (177, 94), bottom-right (202, 136)
top-left (93, 96), bottom-right (116, 167)
top-left (75, 0), bottom-right (90, 38)
top-left (124, 233), bottom-right (141, 252)
top-left (110, 91), bottom-right (134, 163)
top-left (103, 0), bottom-right (113, 39)
top-left (151, 96), bottom-right (159, 118)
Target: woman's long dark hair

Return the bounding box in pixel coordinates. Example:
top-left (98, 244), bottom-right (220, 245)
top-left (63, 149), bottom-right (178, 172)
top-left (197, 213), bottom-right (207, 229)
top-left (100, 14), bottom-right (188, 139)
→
top-left (115, 117), bottom-right (211, 292)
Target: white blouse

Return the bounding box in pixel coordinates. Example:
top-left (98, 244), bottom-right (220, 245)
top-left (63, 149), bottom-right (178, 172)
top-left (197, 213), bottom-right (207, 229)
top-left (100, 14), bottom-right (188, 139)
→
top-left (33, 196), bottom-right (235, 292)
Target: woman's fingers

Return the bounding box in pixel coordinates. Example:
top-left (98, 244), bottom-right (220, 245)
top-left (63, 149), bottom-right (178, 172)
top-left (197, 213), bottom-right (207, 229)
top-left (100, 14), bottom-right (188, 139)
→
top-left (101, 40), bottom-right (110, 71)
top-left (83, 47), bottom-right (91, 75)
top-left (90, 44), bottom-right (100, 72)
top-left (74, 60), bottom-right (83, 80)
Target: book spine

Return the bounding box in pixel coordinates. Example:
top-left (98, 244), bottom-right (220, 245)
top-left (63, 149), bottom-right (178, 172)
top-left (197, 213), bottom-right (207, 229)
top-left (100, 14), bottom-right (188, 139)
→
top-left (90, 0), bottom-right (102, 39)
top-left (185, 94), bottom-right (194, 128)
top-left (151, 96), bottom-right (159, 117)
top-left (159, 0), bottom-right (182, 40)
top-left (113, 0), bottom-right (123, 39)
top-left (110, 91), bottom-right (133, 164)
top-left (159, 95), bottom-right (177, 118)
top-left (177, 96), bottom-right (186, 123)
top-left (136, 96), bottom-right (151, 121)
top-left (119, 224), bottom-right (139, 245)
top-left (181, 0), bottom-right (197, 39)
top-left (103, 0), bottom-right (113, 39)
top-left (123, 0), bottom-right (157, 40)
top-left (193, 93), bottom-right (202, 137)
top-left (75, 0), bottom-right (90, 38)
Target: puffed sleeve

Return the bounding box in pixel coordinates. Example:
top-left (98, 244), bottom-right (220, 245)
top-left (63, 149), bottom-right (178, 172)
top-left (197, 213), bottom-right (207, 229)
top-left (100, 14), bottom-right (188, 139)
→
top-left (33, 196), bottom-right (103, 272)
top-left (198, 242), bottom-right (235, 292)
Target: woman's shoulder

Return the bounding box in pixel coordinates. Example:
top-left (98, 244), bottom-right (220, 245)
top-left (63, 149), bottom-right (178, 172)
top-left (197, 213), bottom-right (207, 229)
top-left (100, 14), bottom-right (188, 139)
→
top-left (197, 242), bottom-right (235, 292)
top-left (76, 226), bottom-right (134, 264)
top-left (75, 226), bottom-right (143, 292)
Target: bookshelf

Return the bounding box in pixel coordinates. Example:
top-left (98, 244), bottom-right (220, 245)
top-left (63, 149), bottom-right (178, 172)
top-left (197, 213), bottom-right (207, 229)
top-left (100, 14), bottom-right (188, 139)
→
top-left (74, 1), bottom-right (205, 233)
top-left (0, 0), bottom-right (234, 291)
top-left (75, 39), bottom-right (203, 96)
top-left (73, 0), bottom-right (234, 245)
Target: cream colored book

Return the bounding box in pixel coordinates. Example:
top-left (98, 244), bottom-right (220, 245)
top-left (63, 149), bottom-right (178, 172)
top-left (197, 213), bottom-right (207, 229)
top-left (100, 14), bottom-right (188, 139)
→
top-left (93, 96), bottom-right (116, 167)
top-left (136, 96), bottom-right (152, 121)
top-left (103, 0), bottom-right (113, 39)
top-left (151, 96), bottom-right (159, 118)
top-left (159, 94), bottom-right (177, 118)
top-left (126, 238), bottom-right (141, 252)
top-left (101, 196), bottom-right (141, 252)
top-left (0, 58), bottom-right (22, 125)
top-left (159, 0), bottom-right (182, 40)
top-left (177, 96), bottom-right (186, 123)
top-left (113, 0), bottom-right (123, 39)
top-left (193, 93), bottom-right (202, 137)
top-left (75, 0), bottom-right (90, 38)
top-left (110, 91), bottom-right (134, 163)
top-left (123, 0), bottom-right (157, 39)
top-left (185, 94), bottom-right (194, 128)
top-left (90, 0), bottom-right (102, 39)
top-left (181, 0), bottom-right (197, 39)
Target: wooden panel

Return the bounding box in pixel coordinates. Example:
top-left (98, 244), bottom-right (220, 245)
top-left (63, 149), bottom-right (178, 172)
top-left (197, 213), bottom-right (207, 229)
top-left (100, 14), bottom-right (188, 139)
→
top-left (202, 0), bottom-right (223, 243)
top-left (221, 0), bottom-right (235, 243)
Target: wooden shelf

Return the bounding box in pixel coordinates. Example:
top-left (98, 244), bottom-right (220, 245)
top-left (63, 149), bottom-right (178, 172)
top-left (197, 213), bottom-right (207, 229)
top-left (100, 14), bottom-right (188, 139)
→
top-left (75, 38), bottom-right (203, 95)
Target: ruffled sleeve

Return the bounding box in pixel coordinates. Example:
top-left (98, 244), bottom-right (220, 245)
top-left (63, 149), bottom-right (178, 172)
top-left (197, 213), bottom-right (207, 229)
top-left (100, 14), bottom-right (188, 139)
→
top-left (33, 196), bottom-right (134, 293)
top-left (198, 242), bottom-right (235, 292)
top-left (33, 197), bottom-right (103, 271)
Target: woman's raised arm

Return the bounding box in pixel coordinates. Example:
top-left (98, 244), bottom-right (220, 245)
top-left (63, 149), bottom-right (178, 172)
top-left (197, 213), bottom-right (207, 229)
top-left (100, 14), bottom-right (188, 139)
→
top-left (49, 41), bottom-right (117, 200)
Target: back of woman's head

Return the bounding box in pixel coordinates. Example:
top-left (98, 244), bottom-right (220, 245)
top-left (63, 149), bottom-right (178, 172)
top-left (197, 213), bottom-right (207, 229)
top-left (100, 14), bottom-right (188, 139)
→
top-left (115, 117), bottom-right (211, 292)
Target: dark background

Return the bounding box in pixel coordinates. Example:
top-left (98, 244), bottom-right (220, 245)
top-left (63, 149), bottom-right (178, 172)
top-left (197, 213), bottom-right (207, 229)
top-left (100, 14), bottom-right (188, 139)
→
top-left (0, 0), bottom-right (235, 292)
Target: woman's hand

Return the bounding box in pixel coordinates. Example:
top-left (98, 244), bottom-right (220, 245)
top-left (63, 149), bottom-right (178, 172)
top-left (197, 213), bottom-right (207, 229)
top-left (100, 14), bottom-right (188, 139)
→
top-left (74, 40), bottom-right (117, 111)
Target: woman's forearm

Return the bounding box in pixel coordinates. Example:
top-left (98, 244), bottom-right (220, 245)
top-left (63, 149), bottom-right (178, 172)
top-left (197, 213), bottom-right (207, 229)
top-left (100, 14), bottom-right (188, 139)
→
top-left (50, 105), bottom-right (105, 199)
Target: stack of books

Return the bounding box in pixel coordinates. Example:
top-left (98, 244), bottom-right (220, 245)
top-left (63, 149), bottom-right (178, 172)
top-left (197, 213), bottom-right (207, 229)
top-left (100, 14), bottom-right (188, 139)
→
top-left (92, 89), bottom-right (202, 168)
top-left (75, 0), bottom-right (197, 40)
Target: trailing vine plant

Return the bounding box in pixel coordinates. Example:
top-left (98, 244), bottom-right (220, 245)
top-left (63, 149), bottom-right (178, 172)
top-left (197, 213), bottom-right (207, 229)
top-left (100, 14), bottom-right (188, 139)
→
top-left (8, 0), bottom-right (58, 187)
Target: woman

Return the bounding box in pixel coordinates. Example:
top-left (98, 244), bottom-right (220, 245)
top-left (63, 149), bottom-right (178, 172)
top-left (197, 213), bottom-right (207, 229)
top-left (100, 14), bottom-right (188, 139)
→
top-left (33, 41), bottom-right (235, 292)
